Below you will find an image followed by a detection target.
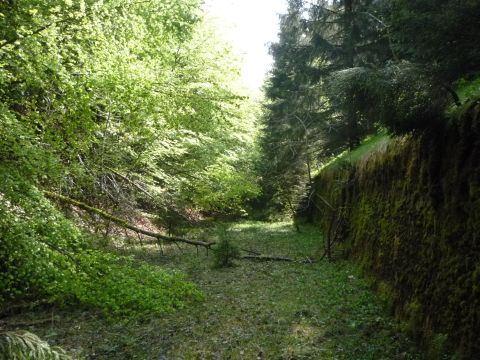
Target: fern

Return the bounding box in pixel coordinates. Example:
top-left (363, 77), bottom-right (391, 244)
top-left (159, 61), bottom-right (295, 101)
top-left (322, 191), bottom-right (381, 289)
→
top-left (0, 331), bottom-right (72, 360)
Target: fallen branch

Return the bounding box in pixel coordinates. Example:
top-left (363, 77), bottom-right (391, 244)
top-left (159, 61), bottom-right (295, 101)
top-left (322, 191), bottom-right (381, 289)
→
top-left (0, 317), bottom-right (60, 327)
top-left (43, 191), bottom-right (215, 249)
top-left (239, 247), bottom-right (261, 256)
top-left (240, 255), bottom-right (295, 262)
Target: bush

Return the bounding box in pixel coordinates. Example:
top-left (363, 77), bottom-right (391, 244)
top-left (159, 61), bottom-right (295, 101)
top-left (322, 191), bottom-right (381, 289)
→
top-left (0, 171), bottom-right (202, 317)
top-left (57, 252), bottom-right (203, 317)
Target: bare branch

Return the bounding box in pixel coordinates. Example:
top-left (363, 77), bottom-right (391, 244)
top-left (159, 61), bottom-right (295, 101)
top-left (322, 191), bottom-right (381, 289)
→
top-left (44, 191), bottom-right (215, 249)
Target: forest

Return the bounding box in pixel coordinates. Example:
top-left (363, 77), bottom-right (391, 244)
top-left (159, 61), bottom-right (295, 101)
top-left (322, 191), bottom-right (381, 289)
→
top-left (0, 0), bottom-right (479, 359)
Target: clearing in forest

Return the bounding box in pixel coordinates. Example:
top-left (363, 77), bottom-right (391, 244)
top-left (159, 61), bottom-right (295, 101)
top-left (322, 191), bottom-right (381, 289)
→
top-left (2, 222), bottom-right (420, 359)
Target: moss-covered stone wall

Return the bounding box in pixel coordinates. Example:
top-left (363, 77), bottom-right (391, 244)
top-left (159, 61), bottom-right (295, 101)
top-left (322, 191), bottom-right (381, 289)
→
top-left (305, 101), bottom-right (480, 358)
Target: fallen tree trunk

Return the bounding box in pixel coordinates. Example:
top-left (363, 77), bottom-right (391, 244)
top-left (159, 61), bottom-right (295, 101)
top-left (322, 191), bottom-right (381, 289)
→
top-left (240, 255), bottom-right (295, 262)
top-left (44, 191), bottom-right (215, 249)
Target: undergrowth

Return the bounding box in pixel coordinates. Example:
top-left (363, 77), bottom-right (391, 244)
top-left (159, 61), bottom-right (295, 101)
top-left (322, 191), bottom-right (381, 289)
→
top-left (0, 331), bottom-right (71, 360)
top-left (2, 221), bottom-right (422, 359)
top-left (0, 170), bottom-right (202, 318)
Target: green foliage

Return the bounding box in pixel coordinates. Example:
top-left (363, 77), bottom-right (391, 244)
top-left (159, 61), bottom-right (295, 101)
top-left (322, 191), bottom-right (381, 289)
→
top-left (0, 0), bottom-right (260, 219)
top-left (326, 63), bottom-right (448, 134)
top-left (192, 162), bottom-right (261, 215)
top-left (8, 221), bottom-right (419, 359)
top-left (319, 132), bottom-right (390, 173)
top-left (58, 252), bottom-right (203, 317)
top-left (455, 76), bottom-right (480, 102)
top-left (0, 331), bottom-right (71, 360)
top-left (385, 0), bottom-right (480, 81)
top-left (261, 0), bottom-right (480, 212)
top-left (0, 174), bottom-right (202, 316)
top-left (258, 0), bottom-right (324, 214)
top-left (260, 0), bottom-right (389, 213)
top-left (0, 0), bottom-right (259, 317)
top-left (0, 173), bottom-right (82, 306)
top-left (0, 139), bottom-right (202, 315)
top-left (306, 107), bottom-right (480, 358)
top-left (212, 238), bottom-right (240, 268)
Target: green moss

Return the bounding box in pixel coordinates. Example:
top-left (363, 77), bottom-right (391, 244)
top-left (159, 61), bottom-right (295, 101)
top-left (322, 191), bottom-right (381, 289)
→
top-left (306, 109), bottom-right (480, 358)
top-left (318, 133), bottom-right (391, 174)
top-left (426, 333), bottom-right (449, 360)
top-left (377, 281), bottom-right (396, 312)
top-left (403, 299), bottom-right (423, 338)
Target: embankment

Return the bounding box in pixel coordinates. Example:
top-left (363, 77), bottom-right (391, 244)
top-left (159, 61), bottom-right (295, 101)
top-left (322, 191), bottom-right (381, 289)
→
top-left (303, 101), bottom-right (480, 358)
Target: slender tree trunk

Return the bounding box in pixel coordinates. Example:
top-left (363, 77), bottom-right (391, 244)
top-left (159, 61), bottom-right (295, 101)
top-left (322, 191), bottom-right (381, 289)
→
top-left (343, 0), bottom-right (360, 149)
top-left (344, 0), bottom-right (355, 68)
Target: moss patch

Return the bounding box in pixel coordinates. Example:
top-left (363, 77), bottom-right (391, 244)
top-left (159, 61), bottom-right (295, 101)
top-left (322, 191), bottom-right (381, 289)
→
top-left (306, 102), bottom-right (480, 359)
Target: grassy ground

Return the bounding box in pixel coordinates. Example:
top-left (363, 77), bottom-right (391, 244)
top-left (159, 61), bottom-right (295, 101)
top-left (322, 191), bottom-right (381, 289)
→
top-left (317, 133), bottom-right (391, 175)
top-left (455, 76), bottom-right (480, 102)
top-left (1, 222), bottom-right (420, 359)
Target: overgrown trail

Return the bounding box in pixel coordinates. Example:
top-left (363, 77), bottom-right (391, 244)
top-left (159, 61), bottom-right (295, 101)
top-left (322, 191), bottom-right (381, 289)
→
top-left (3, 222), bottom-right (419, 359)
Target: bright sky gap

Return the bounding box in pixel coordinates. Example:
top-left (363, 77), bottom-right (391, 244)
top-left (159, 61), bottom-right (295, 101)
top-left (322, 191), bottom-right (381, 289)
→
top-left (202, 0), bottom-right (288, 93)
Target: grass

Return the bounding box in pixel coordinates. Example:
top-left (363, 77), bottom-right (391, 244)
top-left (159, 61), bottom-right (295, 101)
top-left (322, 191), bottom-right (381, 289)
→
top-left (455, 76), bottom-right (480, 102)
top-left (0, 221), bottom-right (419, 359)
top-left (318, 132), bottom-right (391, 174)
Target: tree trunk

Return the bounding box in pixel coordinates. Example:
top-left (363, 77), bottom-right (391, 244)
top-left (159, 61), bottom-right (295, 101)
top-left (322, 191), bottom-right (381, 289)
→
top-left (44, 191), bottom-right (215, 249)
top-left (343, 0), bottom-right (360, 149)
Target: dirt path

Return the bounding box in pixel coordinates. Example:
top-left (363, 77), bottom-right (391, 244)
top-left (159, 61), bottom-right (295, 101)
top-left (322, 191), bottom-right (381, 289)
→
top-left (2, 222), bottom-right (420, 359)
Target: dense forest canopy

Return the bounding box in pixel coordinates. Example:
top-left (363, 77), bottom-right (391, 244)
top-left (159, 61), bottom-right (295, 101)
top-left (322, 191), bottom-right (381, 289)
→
top-left (259, 0), bottom-right (480, 214)
top-left (1, 0), bottom-right (261, 217)
top-left (0, 0), bottom-right (260, 316)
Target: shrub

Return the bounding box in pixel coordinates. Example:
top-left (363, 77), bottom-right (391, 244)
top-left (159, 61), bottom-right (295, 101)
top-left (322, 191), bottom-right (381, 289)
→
top-left (0, 172), bottom-right (202, 317)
